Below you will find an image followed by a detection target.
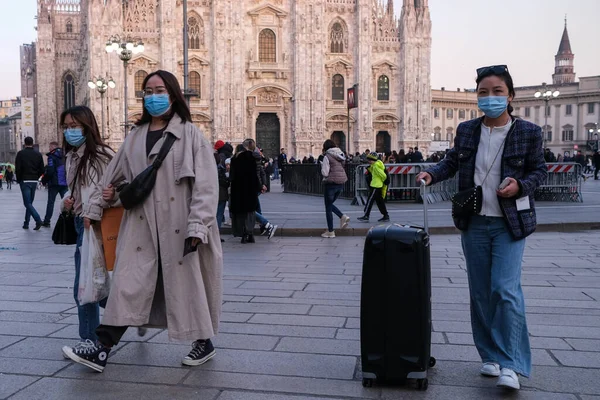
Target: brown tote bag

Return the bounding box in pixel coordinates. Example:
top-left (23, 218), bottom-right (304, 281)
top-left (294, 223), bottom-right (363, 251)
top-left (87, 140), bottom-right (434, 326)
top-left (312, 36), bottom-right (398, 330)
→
top-left (100, 207), bottom-right (124, 271)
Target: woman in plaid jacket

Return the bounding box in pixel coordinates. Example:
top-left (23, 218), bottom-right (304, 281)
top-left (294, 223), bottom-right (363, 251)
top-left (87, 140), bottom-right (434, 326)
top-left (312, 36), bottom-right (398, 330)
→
top-left (418, 66), bottom-right (547, 390)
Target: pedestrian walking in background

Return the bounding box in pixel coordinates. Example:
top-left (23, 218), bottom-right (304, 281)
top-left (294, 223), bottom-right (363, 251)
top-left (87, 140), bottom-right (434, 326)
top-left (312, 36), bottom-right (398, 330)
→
top-left (320, 139), bottom-right (350, 238)
top-left (593, 150), bottom-right (600, 180)
top-left (63, 70), bottom-right (223, 373)
top-left (418, 65), bottom-right (547, 390)
top-left (15, 136), bottom-right (45, 230)
top-left (42, 141), bottom-right (69, 227)
top-left (215, 152), bottom-right (229, 242)
top-left (58, 106), bottom-right (115, 359)
top-left (244, 139), bottom-right (277, 239)
top-left (230, 144), bottom-right (260, 243)
top-left (358, 153), bottom-right (389, 223)
top-left (5, 166), bottom-right (14, 190)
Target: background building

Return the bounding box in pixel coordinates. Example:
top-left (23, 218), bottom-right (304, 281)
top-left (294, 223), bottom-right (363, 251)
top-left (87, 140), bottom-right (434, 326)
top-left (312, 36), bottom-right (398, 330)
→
top-left (431, 87), bottom-right (481, 150)
top-left (31, 0), bottom-right (433, 159)
top-left (0, 98), bottom-right (21, 119)
top-left (513, 22), bottom-right (600, 156)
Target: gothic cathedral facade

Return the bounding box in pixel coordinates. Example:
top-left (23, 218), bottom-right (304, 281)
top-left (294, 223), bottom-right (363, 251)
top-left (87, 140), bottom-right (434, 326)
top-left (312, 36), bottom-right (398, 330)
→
top-left (34, 0), bottom-right (432, 159)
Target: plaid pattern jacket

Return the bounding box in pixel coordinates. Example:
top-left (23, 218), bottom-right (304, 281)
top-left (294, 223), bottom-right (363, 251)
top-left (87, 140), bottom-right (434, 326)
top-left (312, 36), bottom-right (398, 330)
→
top-left (426, 117), bottom-right (547, 240)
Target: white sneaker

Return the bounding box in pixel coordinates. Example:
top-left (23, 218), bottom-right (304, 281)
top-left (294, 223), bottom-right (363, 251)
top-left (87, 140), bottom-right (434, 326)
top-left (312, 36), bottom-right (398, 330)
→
top-left (321, 231), bottom-right (336, 238)
top-left (496, 368), bottom-right (520, 390)
top-left (480, 362), bottom-right (500, 377)
top-left (340, 215), bottom-right (350, 229)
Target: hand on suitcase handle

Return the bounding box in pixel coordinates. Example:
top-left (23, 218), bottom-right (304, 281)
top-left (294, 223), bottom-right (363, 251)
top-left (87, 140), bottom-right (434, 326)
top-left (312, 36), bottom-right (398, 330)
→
top-left (417, 172), bottom-right (432, 186)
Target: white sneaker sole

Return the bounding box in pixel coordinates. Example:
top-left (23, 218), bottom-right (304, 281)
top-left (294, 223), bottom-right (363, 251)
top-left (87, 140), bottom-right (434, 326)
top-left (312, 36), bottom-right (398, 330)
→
top-left (61, 346), bottom-right (70, 360)
top-left (497, 377), bottom-right (520, 390)
top-left (182, 349), bottom-right (216, 366)
top-left (63, 346), bottom-right (105, 373)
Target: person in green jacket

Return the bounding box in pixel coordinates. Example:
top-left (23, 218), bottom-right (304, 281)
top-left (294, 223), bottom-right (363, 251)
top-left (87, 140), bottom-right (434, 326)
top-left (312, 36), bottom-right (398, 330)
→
top-left (358, 153), bottom-right (389, 222)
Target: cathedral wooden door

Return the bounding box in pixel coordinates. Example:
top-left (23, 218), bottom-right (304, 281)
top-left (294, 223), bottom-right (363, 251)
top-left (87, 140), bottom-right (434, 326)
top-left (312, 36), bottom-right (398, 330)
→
top-left (256, 113), bottom-right (281, 160)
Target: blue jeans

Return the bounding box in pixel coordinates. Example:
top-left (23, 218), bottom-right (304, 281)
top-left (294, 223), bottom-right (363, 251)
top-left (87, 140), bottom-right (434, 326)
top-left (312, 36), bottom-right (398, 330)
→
top-left (44, 185), bottom-right (68, 224)
top-left (461, 216), bottom-right (531, 377)
top-left (19, 182), bottom-right (42, 226)
top-left (255, 194), bottom-right (268, 227)
top-left (74, 217), bottom-right (100, 342)
top-left (324, 184), bottom-right (344, 232)
top-left (217, 200), bottom-right (227, 230)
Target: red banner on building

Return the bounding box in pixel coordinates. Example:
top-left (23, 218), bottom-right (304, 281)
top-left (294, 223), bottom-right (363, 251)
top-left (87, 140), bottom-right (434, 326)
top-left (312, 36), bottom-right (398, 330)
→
top-left (347, 86), bottom-right (358, 109)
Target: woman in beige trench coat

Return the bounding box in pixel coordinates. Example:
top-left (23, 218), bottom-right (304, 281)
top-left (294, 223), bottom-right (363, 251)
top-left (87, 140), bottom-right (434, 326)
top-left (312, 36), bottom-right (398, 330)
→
top-left (63, 70), bottom-right (223, 373)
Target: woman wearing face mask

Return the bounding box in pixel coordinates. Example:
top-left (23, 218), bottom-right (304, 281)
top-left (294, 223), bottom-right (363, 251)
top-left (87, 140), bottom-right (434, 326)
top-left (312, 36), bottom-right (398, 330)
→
top-left (417, 66), bottom-right (547, 390)
top-left (59, 106), bottom-right (114, 357)
top-left (63, 70), bottom-right (223, 373)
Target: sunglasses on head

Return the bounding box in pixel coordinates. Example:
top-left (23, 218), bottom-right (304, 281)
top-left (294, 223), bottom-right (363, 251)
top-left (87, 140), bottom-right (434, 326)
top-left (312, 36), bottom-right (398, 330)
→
top-left (476, 65), bottom-right (509, 78)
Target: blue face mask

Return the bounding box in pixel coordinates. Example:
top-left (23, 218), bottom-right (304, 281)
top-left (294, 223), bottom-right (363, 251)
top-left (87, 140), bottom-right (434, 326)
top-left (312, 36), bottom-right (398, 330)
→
top-left (64, 128), bottom-right (86, 147)
top-left (144, 94), bottom-right (171, 117)
top-left (477, 96), bottom-right (508, 119)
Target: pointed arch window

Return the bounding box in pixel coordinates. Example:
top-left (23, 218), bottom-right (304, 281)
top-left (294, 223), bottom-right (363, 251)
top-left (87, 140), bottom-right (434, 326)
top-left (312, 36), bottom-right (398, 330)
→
top-left (63, 74), bottom-right (75, 110)
top-left (259, 29), bottom-right (276, 63)
top-left (134, 70), bottom-right (148, 92)
top-left (377, 75), bottom-right (390, 101)
top-left (66, 20), bottom-right (73, 33)
top-left (188, 16), bottom-right (203, 49)
top-left (189, 71), bottom-right (201, 98)
top-left (330, 22), bottom-right (345, 53)
top-left (332, 74), bottom-right (345, 100)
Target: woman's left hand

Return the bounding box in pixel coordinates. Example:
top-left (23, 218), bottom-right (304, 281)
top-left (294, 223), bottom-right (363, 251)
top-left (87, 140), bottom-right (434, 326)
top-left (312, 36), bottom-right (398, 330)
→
top-left (83, 217), bottom-right (91, 230)
top-left (191, 237), bottom-right (202, 247)
top-left (497, 177), bottom-right (520, 198)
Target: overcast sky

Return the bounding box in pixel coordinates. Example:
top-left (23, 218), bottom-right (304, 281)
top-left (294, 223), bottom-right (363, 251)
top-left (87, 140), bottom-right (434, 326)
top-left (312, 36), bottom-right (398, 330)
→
top-left (1, 0), bottom-right (599, 99)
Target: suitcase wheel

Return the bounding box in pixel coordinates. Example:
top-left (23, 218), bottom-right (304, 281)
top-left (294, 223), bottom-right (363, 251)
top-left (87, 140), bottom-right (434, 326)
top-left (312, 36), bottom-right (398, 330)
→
top-left (429, 357), bottom-right (436, 368)
top-left (362, 378), bottom-right (374, 388)
top-left (417, 378), bottom-right (429, 391)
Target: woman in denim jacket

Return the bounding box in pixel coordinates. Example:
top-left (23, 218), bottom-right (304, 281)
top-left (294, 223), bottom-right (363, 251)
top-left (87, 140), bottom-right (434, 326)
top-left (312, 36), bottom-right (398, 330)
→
top-left (418, 66), bottom-right (547, 390)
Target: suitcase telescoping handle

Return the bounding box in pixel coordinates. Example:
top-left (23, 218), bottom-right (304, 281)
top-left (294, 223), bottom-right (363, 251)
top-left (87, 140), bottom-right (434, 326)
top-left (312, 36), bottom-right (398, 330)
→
top-left (419, 179), bottom-right (429, 234)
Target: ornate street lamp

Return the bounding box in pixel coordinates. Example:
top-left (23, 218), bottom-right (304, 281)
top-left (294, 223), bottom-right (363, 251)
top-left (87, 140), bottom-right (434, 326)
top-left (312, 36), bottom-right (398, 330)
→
top-left (534, 83), bottom-right (560, 149)
top-left (87, 76), bottom-right (116, 140)
top-left (105, 35), bottom-right (144, 137)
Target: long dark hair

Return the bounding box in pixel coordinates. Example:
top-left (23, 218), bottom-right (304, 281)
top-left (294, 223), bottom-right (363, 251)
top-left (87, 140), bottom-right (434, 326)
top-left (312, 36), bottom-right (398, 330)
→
top-left (476, 67), bottom-right (516, 115)
top-left (60, 106), bottom-right (113, 186)
top-left (136, 70), bottom-right (192, 125)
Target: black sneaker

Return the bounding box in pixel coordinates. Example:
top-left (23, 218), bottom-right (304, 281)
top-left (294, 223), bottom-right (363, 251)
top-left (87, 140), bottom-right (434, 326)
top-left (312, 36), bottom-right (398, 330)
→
top-left (63, 341), bottom-right (111, 372)
top-left (22, 224), bottom-right (29, 229)
top-left (378, 215), bottom-right (390, 222)
top-left (42, 222), bottom-right (51, 228)
top-left (265, 223), bottom-right (277, 240)
top-left (33, 221), bottom-right (43, 231)
top-left (357, 216), bottom-right (370, 222)
top-left (182, 339), bottom-right (216, 366)
top-left (259, 225), bottom-right (267, 236)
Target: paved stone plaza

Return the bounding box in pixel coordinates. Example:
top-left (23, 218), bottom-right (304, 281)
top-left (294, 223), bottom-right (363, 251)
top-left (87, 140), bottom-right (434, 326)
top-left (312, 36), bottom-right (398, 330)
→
top-left (0, 188), bottom-right (600, 399)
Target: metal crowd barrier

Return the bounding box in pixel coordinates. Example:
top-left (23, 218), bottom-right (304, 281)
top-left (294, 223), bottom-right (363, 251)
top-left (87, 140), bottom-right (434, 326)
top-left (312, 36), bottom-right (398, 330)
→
top-left (354, 163), bottom-right (458, 205)
top-left (282, 162), bottom-right (583, 204)
top-left (534, 163), bottom-right (583, 202)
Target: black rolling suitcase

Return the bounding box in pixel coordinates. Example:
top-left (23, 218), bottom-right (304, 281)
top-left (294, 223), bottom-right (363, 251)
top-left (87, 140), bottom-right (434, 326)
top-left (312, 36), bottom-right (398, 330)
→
top-left (360, 182), bottom-right (436, 390)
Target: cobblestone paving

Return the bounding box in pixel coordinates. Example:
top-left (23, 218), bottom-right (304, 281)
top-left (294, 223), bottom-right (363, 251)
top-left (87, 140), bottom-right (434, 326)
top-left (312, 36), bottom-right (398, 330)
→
top-left (0, 189), bottom-right (599, 399)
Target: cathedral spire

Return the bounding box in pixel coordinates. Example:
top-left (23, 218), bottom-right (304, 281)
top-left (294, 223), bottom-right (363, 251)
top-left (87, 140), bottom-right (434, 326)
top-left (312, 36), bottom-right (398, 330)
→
top-left (553, 17), bottom-right (575, 85)
top-left (387, 0), bottom-right (394, 17)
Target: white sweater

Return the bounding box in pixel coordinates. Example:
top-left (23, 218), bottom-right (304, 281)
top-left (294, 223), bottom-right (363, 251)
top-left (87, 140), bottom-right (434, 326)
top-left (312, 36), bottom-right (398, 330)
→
top-left (474, 120), bottom-right (512, 217)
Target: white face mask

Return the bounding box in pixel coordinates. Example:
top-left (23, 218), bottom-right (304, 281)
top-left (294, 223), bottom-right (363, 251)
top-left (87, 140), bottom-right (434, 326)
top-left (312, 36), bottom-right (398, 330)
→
top-left (225, 172), bottom-right (230, 178)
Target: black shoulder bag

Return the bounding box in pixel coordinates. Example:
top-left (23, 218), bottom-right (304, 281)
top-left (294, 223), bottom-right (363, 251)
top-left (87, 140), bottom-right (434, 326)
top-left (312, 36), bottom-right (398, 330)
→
top-left (52, 169), bottom-right (78, 245)
top-left (451, 126), bottom-right (510, 219)
top-left (118, 133), bottom-right (177, 210)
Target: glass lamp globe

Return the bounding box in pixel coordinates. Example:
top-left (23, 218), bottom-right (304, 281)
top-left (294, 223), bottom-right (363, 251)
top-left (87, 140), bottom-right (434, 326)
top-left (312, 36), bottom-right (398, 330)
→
top-left (88, 81), bottom-right (96, 89)
top-left (108, 80), bottom-right (116, 89)
top-left (552, 91), bottom-right (560, 97)
top-left (534, 92), bottom-right (541, 98)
